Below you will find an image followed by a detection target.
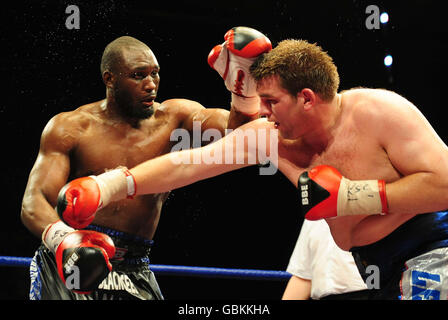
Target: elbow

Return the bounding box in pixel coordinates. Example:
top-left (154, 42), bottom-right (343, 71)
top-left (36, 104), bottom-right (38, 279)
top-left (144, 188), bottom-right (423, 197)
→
top-left (20, 193), bottom-right (31, 225)
top-left (20, 191), bottom-right (47, 238)
top-left (20, 200), bottom-right (35, 231)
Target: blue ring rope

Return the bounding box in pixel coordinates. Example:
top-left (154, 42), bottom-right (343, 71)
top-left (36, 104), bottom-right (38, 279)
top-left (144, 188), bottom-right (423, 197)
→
top-left (0, 256), bottom-right (291, 281)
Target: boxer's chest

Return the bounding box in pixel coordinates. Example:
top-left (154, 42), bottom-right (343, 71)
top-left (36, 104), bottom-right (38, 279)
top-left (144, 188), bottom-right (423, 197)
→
top-left (308, 137), bottom-right (381, 179)
top-left (72, 116), bottom-right (180, 176)
top-left (286, 123), bottom-right (399, 182)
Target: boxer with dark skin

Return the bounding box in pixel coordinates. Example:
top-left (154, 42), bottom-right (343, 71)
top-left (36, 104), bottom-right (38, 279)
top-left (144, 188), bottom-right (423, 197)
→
top-left (22, 36), bottom-right (248, 239)
top-left (21, 33), bottom-right (270, 299)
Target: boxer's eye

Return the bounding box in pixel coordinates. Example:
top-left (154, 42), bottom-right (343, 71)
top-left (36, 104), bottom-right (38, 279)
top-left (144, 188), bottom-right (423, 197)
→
top-left (132, 72), bottom-right (146, 79)
top-left (267, 100), bottom-right (277, 107)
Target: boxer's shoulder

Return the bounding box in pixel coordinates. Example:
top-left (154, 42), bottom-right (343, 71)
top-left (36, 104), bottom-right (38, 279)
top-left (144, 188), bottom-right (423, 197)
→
top-left (342, 87), bottom-right (411, 110)
top-left (50, 100), bottom-right (103, 126)
top-left (154, 99), bottom-right (209, 128)
top-left (41, 101), bottom-right (102, 149)
top-left (158, 98), bottom-right (204, 115)
top-left (340, 88), bottom-right (412, 126)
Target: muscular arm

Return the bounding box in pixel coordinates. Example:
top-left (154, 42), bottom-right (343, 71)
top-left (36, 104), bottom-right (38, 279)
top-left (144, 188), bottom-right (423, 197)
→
top-left (227, 106), bottom-right (259, 130)
top-left (372, 91), bottom-right (448, 215)
top-left (175, 98), bottom-right (257, 138)
top-left (347, 91), bottom-right (448, 246)
top-left (21, 114), bottom-right (77, 237)
top-left (129, 118), bottom-right (277, 195)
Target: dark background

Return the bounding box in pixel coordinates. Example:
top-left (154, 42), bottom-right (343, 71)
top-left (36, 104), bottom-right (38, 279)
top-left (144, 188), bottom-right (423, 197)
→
top-left (0, 0), bottom-right (447, 300)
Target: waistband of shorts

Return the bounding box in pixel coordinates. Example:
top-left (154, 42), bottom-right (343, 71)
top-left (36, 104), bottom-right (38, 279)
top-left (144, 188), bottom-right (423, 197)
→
top-left (83, 224), bottom-right (154, 265)
top-left (350, 211), bottom-right (448, 284)
top-left (84, 224), bottom-right (154, 247)
top-left (413, 239), bottom-right (448, 257)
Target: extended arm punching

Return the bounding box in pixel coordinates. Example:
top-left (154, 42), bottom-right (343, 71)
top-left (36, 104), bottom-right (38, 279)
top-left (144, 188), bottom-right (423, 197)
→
top-left (56, 118), bottom-right (277, 228)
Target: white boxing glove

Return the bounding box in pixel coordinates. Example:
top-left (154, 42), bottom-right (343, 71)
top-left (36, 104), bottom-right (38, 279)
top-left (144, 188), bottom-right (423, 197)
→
top-left (208, 26), bottom-right (272, 116)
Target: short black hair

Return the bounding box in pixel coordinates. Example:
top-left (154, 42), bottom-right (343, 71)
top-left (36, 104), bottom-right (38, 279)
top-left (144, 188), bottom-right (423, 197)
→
top-left (100, 36), bottom-right (149, 75)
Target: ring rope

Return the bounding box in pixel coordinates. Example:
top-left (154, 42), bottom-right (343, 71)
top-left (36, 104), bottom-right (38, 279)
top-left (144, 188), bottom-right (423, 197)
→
top-left (0, 256), bottom-right (291, 281)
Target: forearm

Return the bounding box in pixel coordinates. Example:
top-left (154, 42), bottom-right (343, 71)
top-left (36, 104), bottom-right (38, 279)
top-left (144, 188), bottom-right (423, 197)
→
top-left (131, 142), bottom-right (250, 195)
top-left (131, 120), bottom-right (278, 195)
top-left (198, 97), bottom-right (259, 133)
top-left (299, 167), bottom-right (448, 222)
top-left (282, 276), bottom-right (311, 300)
top-left (83, 119), bottom-right (274, 209)
top-left (386, 171), bottom-right (448, 215)
top-left (345, 172), bottom-right (448, 247)
top-left (21, 191), bottom-right (59, 238)
top-left (227, 101), bottom-right (259, 130)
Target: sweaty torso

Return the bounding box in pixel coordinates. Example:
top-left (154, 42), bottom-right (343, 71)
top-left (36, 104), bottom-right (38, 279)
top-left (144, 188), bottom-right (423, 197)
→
top-left (279, 88), bottom-right (416, 250)
top-left (67, 100), bottom-right (183, 239)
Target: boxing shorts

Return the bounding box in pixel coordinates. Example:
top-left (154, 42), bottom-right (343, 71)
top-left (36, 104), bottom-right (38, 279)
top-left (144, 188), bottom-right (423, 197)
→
top-left (29, 224), bottom-right (164, 300)
top-left (350, 211), bottom-right (448, 300)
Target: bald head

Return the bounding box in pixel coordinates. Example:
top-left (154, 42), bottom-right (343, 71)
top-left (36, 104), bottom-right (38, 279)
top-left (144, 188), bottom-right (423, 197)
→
top-left (100, 36), bottom-right (150, 75)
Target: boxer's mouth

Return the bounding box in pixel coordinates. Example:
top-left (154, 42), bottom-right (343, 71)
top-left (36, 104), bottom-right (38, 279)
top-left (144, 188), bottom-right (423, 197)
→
top-left (142, 96), bottom-right (156, 107)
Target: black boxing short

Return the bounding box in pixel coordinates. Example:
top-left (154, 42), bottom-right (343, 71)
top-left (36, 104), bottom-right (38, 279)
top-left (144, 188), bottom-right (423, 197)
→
top-left (350, 211), bottom-right (448, 300)
top-left (29, 224), bottom-right (163, 300)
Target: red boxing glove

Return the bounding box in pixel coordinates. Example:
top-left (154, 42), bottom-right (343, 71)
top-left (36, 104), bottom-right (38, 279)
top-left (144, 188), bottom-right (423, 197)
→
top-left (57, 168), bottom-right (137, 229)
top-left (57, 177), bottom-right (101, 229)
top-left (208, 26), bottom-right (272, 115)
top-left (298, 165), bottom-right (388, 220)
top-left (43, 220), bottom-right (116, 294)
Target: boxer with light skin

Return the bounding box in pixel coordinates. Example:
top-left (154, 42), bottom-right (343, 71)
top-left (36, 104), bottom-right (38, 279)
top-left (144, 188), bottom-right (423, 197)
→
top-left (59, 39), bottom-right (448, 300)
top-left (22, 28), bottom-right (272, 299)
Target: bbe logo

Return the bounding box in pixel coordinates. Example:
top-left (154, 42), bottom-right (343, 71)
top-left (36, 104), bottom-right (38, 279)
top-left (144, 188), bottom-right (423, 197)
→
top-left (301, 185), bottom-right (309, 205)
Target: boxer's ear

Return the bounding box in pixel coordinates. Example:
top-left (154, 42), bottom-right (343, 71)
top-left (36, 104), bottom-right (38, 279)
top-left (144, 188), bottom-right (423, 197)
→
top-left (102, 71), bottom-right (114, 88)
top-left (299, 88), bottom-right (316, 111)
